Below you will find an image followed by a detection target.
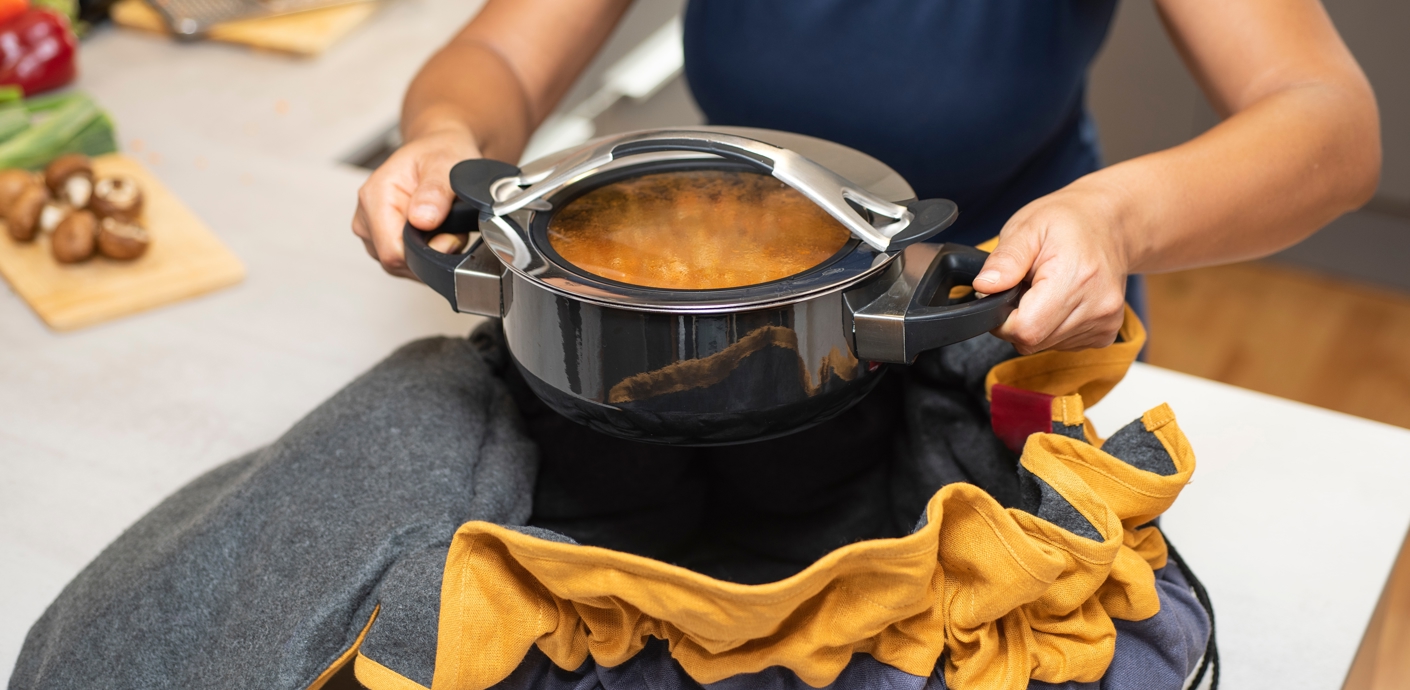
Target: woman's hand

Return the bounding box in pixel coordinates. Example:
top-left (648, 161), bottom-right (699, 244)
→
top-left (973, 179), bottom-right (1132, 355)
top-left (351, 0), bottom-right (634, 278)
top-left (352, 125), bottom-right (481, 278)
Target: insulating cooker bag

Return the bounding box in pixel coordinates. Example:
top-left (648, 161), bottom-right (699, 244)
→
top-left (11, 306), bottom-right (1214, 690)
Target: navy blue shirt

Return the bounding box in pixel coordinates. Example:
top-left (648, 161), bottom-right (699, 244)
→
top-left (683, 0), bottom-right (1119, 247)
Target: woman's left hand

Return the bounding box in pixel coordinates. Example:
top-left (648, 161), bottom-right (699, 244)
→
top-left (972, 178), bottom-right (1132, 355)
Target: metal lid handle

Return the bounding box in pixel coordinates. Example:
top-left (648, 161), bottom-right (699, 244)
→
top-left (464, 130), bottom-right (941, 252)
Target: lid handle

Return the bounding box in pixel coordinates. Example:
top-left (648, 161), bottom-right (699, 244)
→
top-left (609, 137), bottom-right (776, 172)
top-left (474, 130), bottom-right (942, 253)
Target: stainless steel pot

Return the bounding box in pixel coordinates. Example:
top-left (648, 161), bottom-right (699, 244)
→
top-left (404, 128), bottom-right (1019, 445)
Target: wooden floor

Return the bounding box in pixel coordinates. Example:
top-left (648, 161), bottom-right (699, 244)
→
top-left (1146, 262), bottom-right (1410, 429)
top-left (1344, 529), bottom-right (1410, 690)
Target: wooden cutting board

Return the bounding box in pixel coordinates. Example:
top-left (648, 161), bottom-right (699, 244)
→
top-left (109, 0), bottom-right (378, 57)
top-left (0, 154), bottom-right (245, 331)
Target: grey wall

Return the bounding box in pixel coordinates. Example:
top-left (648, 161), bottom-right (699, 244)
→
top-left (555, 0), bottom-right (690, 118)
top-left (1088, 1), bottom-right (1210, 166)
top-left (1088, 0), bottom-right (1410, 292)
top-left (1090, 0), bottom-right (1408, 206)
top-left (1322, 0), bottom-right (1410, 208)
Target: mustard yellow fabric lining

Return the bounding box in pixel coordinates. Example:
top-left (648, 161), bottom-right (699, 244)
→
top-left (968, 235), bottom-right (1146, 412)
top-left (307, 604), bottom-right (380, 690)
top-left (429, 307), bottom-right (1186, 690)
top-left (985, 303), bottom-right (1146, 409)
top-left (356, 650), bottom-right (431, 690)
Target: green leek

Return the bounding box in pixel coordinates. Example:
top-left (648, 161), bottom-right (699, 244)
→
top-left (0, 91), bottom-right (117, 169)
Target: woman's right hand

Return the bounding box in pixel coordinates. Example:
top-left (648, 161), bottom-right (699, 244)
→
top-left (352, 124), bottom-right (482, 278)
top-left (354, 0), bottom-right (636, 277)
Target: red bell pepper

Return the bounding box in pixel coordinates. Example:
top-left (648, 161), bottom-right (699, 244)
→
top-left (0, 8), bottom-right (76, 96)
top-left (0, 0), bottom-right (28, 28)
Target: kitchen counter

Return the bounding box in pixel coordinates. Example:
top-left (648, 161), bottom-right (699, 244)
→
top-left (4, 7), bottom-right (1410, 688)
top-left (77, 0), bottom-right (481, 165)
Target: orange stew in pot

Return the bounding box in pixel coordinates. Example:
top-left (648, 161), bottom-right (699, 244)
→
top-left (546, 170), bottom-right (851, 290)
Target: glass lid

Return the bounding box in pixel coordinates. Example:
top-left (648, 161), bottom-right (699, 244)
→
top-left (545, 169), bottom-right (852, 290)
top-left (470, 127), bottom-right (921, 313)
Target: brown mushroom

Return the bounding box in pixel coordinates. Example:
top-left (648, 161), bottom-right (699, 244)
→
top-left (6, 184), bottom-right (48, 242)
top-left (38, 201), bottom-right (72, 235)
top-left (90, 175), bottom-right (144, 222)
top-left (97, 217), bottom-right (150, 260)
top-left (44, 154), bottom-right (93, 208)
top-left (0, 169), bottom-right (37, 210)
top-left (52, 210), bottom-right (98, 263)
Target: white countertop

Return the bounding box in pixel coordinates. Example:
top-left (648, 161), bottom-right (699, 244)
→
top-left (1087, 365), bottom-right (1410, 688)
top-left (4, 8), bottom-right (1410, 688)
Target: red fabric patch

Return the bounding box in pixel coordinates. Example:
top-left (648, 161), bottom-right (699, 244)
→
top-left (991, 383), bottom-right (1055, 453)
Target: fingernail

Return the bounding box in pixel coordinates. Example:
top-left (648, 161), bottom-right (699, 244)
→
top-left (976, 270), bottom-right (1000, 285)
top-left (410, 204), bottom-right (437, 222)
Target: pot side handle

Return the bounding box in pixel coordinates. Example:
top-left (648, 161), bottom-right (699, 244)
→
top-left (905, 245), bottom-right (1021, 357)
top-left (848, 243), bottom-right (1021, 363)
top-left (403, 200), bottom-right (503, 316)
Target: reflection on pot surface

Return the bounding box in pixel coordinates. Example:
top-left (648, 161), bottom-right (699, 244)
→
top-left (502, 270), bottom-right (878, 445)
top-left (546, 169), bottom-right (852, 290)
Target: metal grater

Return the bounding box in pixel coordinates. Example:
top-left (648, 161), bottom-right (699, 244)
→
top-left (146, 0), bottom-right (365, 36)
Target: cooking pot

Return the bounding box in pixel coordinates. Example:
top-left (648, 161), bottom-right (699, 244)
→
top-left (404, 128), bottom-right (1018, 445)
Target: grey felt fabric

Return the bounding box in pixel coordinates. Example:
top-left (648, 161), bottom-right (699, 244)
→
top-left (1052, 421), bottom-right (1089, 441)
top-left (10, 337), bottom-right (538, 690)
top-left (10, 326), bottom-right (1208, 690)
top-left (1101, 420), bottom-right (1178, 476)
top-left (892, 333), bottom-right (1026, 523)
top-left (1016, 466), bottom-right (1103, 541)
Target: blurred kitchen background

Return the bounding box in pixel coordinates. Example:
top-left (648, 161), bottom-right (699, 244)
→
top-left (2, 0), bottom-right (1408, 684)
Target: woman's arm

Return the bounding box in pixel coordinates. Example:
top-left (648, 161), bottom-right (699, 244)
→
top-left (974, 0), bottom-right (1380, 353)
top-left (354, 0), bottom-right (632, 276)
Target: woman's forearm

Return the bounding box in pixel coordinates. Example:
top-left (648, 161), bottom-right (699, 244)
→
top-left (1092, 78), bottom-right (1380, 275)
top-left (402, 40), bottom-right (534, 162)
top-left (1093, 0), bottom-right (1385, 276)
top-left (399, 0), bottom-right (633, 163)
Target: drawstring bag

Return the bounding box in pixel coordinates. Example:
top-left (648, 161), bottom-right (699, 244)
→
top-left (11, 307), bottom-right (1215, 690)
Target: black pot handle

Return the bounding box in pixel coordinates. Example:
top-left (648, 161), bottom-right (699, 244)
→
top-left (905, 244), bottom-right (1021, 354)
top-left (402, 200), bottom-right (482, 311)
top-left (449, 159), bottom-right (524, 214)
top-left (890, 198), bottom-right (958, 249)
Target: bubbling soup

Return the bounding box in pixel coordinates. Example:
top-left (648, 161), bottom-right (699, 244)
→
top-left (546, 169), bottom-right (851, 290)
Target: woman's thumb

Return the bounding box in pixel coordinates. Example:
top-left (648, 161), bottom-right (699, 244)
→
top-left (406, 167), bottom-right (455, 230)
top-left (973, 238), bottom-right (1036, 293)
